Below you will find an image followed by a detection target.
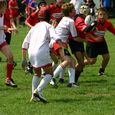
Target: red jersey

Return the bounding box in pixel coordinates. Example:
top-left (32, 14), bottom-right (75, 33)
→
top-left (49, 3), bottom-right (62, 22)
top-left (88, 19), bottom-right (115, 43)
top-left (25, 11), bottom-right (39, 27)
top-left (8, 0), bottom-right (19, 18)
top-left (96, 19), bottom-right (115, 35)
top-left (74, 16), bottom-right (87, 39)
top-left (4, 8), bottom-right (12, 28)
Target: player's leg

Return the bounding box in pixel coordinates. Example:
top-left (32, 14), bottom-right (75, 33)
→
top-left (74, 51), bottom-right (85, 84)
top-left (99, 53), bottom-right (110, 76)
top-left (1, 44), bottom-right (17, 87)
top-left (30, 68), bottom-right (41, 102)
top-left (33, 65), bottom-right (53, 103)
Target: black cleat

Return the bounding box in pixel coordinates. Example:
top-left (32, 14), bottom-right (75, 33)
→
top-left (33, 90), bottom-right (47, 103)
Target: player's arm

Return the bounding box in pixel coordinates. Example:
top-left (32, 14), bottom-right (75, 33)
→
top-left (25, 17), bottom-right (33, 28)
top-left (73, 36), bottom-right (87, 42)
top-left (106, 21), bottom-right (115, 35)
top-left (83, 21), bottom-right (97, 33)
top-left (21, 30), bottom-right (32, 69)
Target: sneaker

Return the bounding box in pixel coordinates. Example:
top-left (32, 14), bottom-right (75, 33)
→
top-left (67, 83), bottom-right (78, 88)
top-left (98, 68), bottom-right (105, 76)
top-left (59, 78), bottom-right (64, 83)
top-left (98, 72), bottom-right (105, 76)
top-left (5, 79), bottom-right (17, 88)
top-left (30, 96), bottom-right (40, 102)
top-left (33, 89), bottom-right (47, 103)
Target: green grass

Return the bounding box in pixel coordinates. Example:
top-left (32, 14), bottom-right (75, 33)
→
top-left (0, 19), bottom-right (115, 115)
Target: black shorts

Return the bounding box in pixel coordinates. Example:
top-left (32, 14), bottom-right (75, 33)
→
top-left (69, 39), bottom-right (85, 54)
top-left (86, 40), bottom-right (109, 58)
top-left (5, 32), bottom-right (12, 45)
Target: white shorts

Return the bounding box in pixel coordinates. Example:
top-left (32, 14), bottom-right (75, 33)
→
top-left (28, 48), bottom-right (52, 68)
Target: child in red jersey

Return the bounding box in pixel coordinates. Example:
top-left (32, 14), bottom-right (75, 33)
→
top-left (25, 1), bottom-right (39, 28)
top-left (0, 0), bottom-right (17, 87)
top-left (49, 0), bottom-right (63, 26)
top-left (86, 8), bottom-right (115, 76)
top-left (8, 0), bottom-right (20, 26)
top-left (4, 2), bottom-right (18, 68)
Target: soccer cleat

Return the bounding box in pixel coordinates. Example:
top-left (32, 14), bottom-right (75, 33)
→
top-left (98, 68), bottom-right (105, 76)
top-left (33, 90), bottom-right (47, 103)
top-left (67, 83), bottom-right (78, 88)
top-left (98, 72), bottom-right (105, 76)
top-left (50, 78), bottom-right (58, 88)
top-left (59, 78), bottom-right (64, 83)
top-left (30, 96), bottom-right (40, 102)
top-left (5, 79), bottom-right (17, 88)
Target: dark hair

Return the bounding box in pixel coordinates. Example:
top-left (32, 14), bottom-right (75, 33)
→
top-left (37, 0), bottom-right (46, 8)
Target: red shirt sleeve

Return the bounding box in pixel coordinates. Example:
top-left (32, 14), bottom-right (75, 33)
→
top-left (106, 20), bottom-right (115, 35)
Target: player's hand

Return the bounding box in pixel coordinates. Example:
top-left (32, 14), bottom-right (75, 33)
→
top-left (21, 59), bottom-right (27, 70)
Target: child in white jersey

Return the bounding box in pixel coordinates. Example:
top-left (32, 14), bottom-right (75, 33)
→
top-left (51, 3), bottom-right (85, 87)
top-left (22, 7), bottom-right (57, 103)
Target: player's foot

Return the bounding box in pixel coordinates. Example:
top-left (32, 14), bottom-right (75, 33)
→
top-left (98, 68), bottom-right (105, 76)
top-left (59, 78), bottom-right (64, 83)
top-left (33, 90), bottom-right (47, 103)
top-left (50, 78), bottom-right (58, 88)
top-left (98, 72), bottom-right (105, 76)
top-left (30, 95), bottom-right (40, 102)
top-left (67, 83), bottom-right (79, 88)
top-left (5, 79), bottom-right (17, 88)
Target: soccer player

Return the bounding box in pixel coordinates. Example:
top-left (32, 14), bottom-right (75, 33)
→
top-left (0, 0), bottom-right (17, 87)
top-left (24, 1), bottom-right (39, 28)
top-left (22, 7), bottom-right (57, 103)
top-left (69, 4), bottom-right (90, 84)
top-left (51, 3), bottom-right (85, 87)
top-left (49, 0), bottom-right (63, 27)
top-left (8, 0), bottom-right (20, 26)
top-left (4, 2), bottom-right (18, 68)
top-left (86, 7), bottom-right (115, 76)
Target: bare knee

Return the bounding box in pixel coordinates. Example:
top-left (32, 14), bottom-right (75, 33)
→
top-left (7, 55), bottom-right (13, 63)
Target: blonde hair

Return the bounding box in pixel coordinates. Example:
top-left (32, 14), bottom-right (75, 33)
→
top-left (97, 8), bottom-right (108, 15)
top-left (0, 0), bottom-right (7, 9)
top-left (61, 3), bottom-right (74, 16)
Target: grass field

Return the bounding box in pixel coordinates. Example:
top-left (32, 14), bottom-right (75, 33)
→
top-left (0, 17), bottom-right (115, 115)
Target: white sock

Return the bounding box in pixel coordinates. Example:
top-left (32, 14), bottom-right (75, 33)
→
top-left (37, 74), bottom-right (52, 92)
top-left (68, 68), bottom-right (75, 83)
top-left (52, 61), bottom-right (58, 71)
top-left (32, 75), bottom-right (39, 95)
top-left (53, 65), bottom-right (64, 79)
top-left (59, 68), bottom-right (65, 79)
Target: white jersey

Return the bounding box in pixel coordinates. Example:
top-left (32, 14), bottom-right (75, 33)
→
top-left (54, 17), bottom-right (77, 43)
top-left (0, 16), bottom-right (6, 45)
top-left (70, 0), bottom-right (84, 14)
top-left (22, 21), bottom-right (56, 68)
